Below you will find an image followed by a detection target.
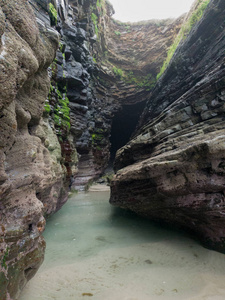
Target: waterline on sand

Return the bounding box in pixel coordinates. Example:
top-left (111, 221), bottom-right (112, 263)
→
top-left (20, 190), bottom-right (225, 300)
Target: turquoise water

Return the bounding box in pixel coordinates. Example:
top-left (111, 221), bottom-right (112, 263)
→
top-left (20, 190), bottom-right (225, 300)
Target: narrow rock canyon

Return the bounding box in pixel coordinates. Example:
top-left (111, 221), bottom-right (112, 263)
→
top-left (0, 0), bottom-right (224, 299)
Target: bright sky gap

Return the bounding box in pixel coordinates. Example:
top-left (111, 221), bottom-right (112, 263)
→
top-left (109, 0), bottom-right (196, 22)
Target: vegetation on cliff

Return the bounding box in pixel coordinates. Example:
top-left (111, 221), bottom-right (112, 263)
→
top-left (157, 0), bottom-right (210, 79)
top-left (48, 2), bottom-right (57, 26)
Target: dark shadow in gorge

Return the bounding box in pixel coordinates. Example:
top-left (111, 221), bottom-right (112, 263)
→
top-left (109, 206), bottom-right (201, 247)
top-left (109, 100), bottom-right (146, 162)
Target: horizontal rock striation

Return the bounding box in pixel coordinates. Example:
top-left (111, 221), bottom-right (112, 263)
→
top-left (110, 0), bottom-right (225, 253)
top-left (2, 0), bottom-right (224, 298)
top-left (0, 0), bottom-right (68, 298)
top-left (46, 0), bottom-right (184, 189)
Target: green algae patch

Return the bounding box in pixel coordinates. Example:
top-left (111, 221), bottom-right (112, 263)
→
top-left (48, 3), bottom-right (57, 26)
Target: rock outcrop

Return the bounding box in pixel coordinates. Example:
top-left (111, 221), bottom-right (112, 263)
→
top-left (110, 0), bottom-right (225, 253)
top-left (42, 0), bottom-right (184, 189)
top-left (0, 0), bottom-right (69, 298)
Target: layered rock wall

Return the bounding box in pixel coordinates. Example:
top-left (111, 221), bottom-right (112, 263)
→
top-left (0, 0), bottom-right (183, 297)
top-left (110, 0), bottom-right (225, 253)
top-left (0, 0), bottom-right (69, 298)
top-left (1, 0), bottom-right (224, 298)
top-left (45, 0), bottom-right (184, 188)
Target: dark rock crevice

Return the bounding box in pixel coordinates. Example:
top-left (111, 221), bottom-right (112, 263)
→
top-left (64, 0), bottom-right (184, 189)
top-left (36, 0), bottom-right (183, 190)
top-left (110, 101), bottom-right (146, 161)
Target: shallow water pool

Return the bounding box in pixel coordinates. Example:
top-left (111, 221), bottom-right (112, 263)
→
top-left (20, 190), bottom-right (225, 300)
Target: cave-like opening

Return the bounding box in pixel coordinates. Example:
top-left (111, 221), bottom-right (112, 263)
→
top-left (110, 101), bottom-right (146, 162)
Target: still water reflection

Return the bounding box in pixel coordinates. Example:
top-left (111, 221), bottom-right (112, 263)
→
top-left (20, 190), bottom-right (225, 300)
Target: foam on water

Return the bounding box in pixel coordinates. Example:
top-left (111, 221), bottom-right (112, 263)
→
top-left (20, 190), bottom-right (225, 300)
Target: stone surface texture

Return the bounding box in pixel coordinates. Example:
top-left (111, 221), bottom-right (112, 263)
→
top-left (110, 0), bottom-right (225, 253)
top-left (1, 0), bottom-right (225, 298)
top-left (0, 0), bottom-right (181, 297)
top-left (0, 1), bottom-right (68, 299)
top-left (58, 0), bottom-right (183, 189)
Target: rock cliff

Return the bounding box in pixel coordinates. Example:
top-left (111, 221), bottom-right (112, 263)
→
top-left (0, 0), bottom-right (69, 298)
top-left (1, 0), bottom-right (224, 298)
top-left (61, 0), bottom-right (183, 188)
top-left (35, 0), bottom-right (182, 189)
top-left (110, 0), bottom-right (225, 253)
top-left (0, 0), bottom-right (184, 298)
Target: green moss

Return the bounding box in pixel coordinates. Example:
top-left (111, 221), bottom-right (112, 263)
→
top-left (91, 12), bottom-right (99, 37)
top-left (137, 74), bottom-right (156, 90)
top-left (96, 128), bottom-right (105, 134)
top-left (44, 102), bottom-right (51, 114)
top-left (59, 42), bottom-right (64, 52)
top-left (123, 71), bottom-right (156, 91)
top-left (50, 83), bottom-right (54, 92)
top-left (44, 84), bottom-right (54, 115)
top-left (156, 0), bottom-right (210, 80)
top-left (114, 30), bottom-right (121, 37)
top-left (47, 80), bottom-right (70, 132)
top-left (1, 247), bottom-right (9, 269)
top-left (112, 66), bottom-right (124, 79)
top-left (96, 0), bottom-right (102, 8)
top-left (53, 88), bottom-right (71, 131)
top-left (48, 3), bottom-right (57, 26)
top-left (92, 133), bottom-right (104, 145)
top-left (187, 0), bottom-right (210, 30)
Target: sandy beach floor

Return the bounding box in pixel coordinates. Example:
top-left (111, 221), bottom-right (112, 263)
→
top-left (20, 191), bottom-right (225, 300)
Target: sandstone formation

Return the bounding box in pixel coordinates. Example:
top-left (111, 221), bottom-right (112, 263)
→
top-left (62, 1), bottom-right (183, 188)
top-left (110, 0), bottom-right (225, 253)
top-left (35, 0), bottom-right (183, 189)
top-left (1, 0), bottom-right (224, 298)
top-left (0, 0), bottom-right (184, 298)
top-left (0, 1), bottom-right (68, 298)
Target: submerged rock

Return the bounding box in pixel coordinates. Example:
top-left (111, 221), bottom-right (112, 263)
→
top-left (110, 0), bottom-right (225, 253)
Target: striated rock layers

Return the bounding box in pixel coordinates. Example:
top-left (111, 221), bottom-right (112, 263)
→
top-left (0, 0), bottom-right (68, 298)
top-left (0, 0), bottom-right (184, 298)
top-left (1, 0), bottom-right (224, 298)
top-left (48, 0), bottom-right (183, 189)
top-left (110, 0), bottom-right (225, 253)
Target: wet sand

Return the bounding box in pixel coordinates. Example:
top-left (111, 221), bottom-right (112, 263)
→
top-left (20, 190), bottom-right (225, 300)
top-left (88, 184), bottom-right (110, 192)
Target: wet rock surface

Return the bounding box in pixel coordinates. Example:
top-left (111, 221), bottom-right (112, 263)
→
top-left (0, 0), bottom-right (180, 297)
top-left (0, 1), bottom-right (66, 298)
top-left (47, 0), bottom-right (183, 189)
top-left (1, 0), bottom-right (225, 298)
top-left (110, 0), bottom-right (225, 253)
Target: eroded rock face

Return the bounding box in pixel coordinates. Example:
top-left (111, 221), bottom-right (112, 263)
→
top-left (110, 0), bottom-right (225, 253)
top-left (53, 0), bottom-right (184, 189)
top-left (1, 0), bottom-right (224, 298)
top-left (0, 1), bottom-right (68, 298)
